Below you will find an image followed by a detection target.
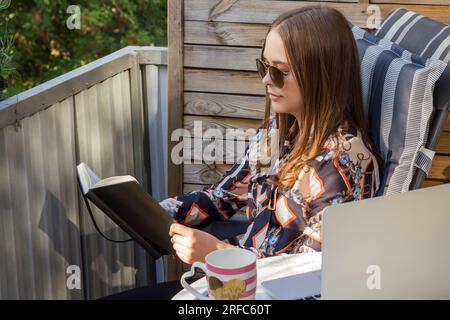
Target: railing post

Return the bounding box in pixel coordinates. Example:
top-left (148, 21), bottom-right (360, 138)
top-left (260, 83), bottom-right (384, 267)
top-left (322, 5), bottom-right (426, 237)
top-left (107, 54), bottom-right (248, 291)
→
top-left (167, 0), bottom-right (186, 282)
top-left (129, 53), bottom-right (149, 190)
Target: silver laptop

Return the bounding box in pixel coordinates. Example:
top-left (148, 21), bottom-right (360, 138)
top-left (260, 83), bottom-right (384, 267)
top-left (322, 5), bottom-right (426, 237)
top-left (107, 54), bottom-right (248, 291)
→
top-left (262, 183), bottom-right (450, 300)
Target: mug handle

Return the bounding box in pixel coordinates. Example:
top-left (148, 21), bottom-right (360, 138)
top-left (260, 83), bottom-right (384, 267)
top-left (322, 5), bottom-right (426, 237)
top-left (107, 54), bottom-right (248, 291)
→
top-left (180, 261), bottom-right (211, 300)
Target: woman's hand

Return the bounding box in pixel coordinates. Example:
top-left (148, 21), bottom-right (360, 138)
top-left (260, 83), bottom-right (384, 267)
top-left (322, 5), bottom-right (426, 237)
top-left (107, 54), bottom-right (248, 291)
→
top-left (169, 223), bottom-right (235, 264)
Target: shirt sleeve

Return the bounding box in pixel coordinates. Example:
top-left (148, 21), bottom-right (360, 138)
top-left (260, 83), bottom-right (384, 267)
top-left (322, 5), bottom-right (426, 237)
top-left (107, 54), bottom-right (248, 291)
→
top-left (292, 149), bottom-right (379, 253)
top-left (159, 116), bottom-right (277, 230)
top-left (159, 139), bottom-right (253, 230)
top-left (234, 202), bottom-right (308, 259)
top-left (231, 158), bottom-right (351, 258)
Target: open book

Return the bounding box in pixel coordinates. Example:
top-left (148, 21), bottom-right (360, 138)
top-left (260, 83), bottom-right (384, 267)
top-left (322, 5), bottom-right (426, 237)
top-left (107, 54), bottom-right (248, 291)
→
top-left (76, 162), bottom-right (176, 258)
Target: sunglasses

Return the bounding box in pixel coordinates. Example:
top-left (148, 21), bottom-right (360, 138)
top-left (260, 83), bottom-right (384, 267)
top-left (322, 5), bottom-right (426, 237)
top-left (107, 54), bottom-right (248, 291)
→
top-left (255, 58), bottom-right (289, 88)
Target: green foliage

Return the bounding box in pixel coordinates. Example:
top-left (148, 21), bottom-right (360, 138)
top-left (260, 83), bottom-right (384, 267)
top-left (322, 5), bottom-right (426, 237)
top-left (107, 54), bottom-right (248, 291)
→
top-left (0, 20), bottom-right (17, 101)
top-left (0, 31), bottom-right (15, 80)
top-left (0, 0), bottom-right (167, 99)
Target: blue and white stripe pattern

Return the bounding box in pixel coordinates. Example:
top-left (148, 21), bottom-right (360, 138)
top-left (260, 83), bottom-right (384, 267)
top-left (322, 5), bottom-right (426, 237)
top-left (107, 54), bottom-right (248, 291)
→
top-left (374, 8), bottom-right (450, 113)
top-left (351, 24), bottom-right (447, 196)
top-left (375, 9), bottom-right (449, 63)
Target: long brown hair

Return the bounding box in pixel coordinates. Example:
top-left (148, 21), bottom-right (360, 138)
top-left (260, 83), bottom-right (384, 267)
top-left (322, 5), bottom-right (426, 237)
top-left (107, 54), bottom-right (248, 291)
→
top-left (260, 6), bottom-right (384, 191)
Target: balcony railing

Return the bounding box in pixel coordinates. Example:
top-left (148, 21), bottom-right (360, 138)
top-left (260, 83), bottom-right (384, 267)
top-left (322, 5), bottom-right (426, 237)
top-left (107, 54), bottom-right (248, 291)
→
top-left (0, 46), bottom-right (168, 299)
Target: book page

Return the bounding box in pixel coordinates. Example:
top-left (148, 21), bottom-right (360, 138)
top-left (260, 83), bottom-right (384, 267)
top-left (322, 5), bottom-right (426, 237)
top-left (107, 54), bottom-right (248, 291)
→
top-left (77, 162), bottom-right (101, 194)
top-left (92, 175), bottom-right (137, 189)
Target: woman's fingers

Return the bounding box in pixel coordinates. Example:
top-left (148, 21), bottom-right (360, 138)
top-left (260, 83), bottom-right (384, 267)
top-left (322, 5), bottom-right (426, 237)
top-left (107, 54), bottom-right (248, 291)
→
top-left (171, 234), bottom-right (192, 248)
top-left (169, 223), bottom-right (194, 237)
top-left (173, 242), bottom-right (191, 256)
top-left (176, 251), bottom-right (193, 265)
top-left (172, 242), bottom-right (194, 264)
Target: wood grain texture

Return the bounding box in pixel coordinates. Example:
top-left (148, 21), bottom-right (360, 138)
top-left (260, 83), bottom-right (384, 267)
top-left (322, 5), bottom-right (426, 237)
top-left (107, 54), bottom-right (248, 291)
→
top-left (183, 137), bottom-right (249, 163)
top-left (183, 183), bottom-right (210, 193)
top-left (185, 21), bottom-right (268, 46)
top-left (184, 45), bottom-right (261, 71)
top-left (436, 131), bottom-right (450, 155)
top-left (185, 69), bottom-right (265, 95)
top-left (184, 92), bottom-right (265, 119)
top-left (168, 0), bottom-right (184, 199)
top-left (184, 115), bottom-right (262, 138)
top-left (184, 163), bottom-right (233, 184)
top-left (420, 179), bottom-right (446, 188)
top-left (185, 0), bottom-right (450, 25)
top-left (427, 155), bottom-right (450, 181)
top-left (167, 0), bottom-right (185, 282)
top-left (372, 0), bottom-right (450, 6)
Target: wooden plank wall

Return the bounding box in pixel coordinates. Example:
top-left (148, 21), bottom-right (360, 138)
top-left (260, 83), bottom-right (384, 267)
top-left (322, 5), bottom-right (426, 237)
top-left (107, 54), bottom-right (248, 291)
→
top-left (176, 0), bottom-right (450, 193)
top-left (167, 0), bottom-right (450, 279)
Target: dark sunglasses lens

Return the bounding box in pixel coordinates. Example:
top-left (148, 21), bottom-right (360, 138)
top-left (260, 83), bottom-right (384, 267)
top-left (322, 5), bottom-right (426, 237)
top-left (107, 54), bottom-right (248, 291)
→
top-left (256, 59), bottom-right (266, 79)
top-left (269, 67), bottom-right (284, 88)
top-left (256, 59), bottom-right (284, 88)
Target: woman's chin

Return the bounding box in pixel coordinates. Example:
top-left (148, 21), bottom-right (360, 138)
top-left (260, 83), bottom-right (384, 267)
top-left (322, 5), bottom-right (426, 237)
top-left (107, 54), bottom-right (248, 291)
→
top-left (271, 102), bottom-right (287, 114)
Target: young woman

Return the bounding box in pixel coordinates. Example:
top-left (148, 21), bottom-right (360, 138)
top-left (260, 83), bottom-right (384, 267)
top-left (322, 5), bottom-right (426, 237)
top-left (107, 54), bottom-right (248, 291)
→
top-left (161, 6), bottom-right (384, 265)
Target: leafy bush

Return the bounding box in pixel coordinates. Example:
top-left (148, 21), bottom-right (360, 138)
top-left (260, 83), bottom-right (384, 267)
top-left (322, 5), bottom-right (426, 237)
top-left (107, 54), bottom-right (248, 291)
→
top-left (0, 0), bottom-right (167, 99)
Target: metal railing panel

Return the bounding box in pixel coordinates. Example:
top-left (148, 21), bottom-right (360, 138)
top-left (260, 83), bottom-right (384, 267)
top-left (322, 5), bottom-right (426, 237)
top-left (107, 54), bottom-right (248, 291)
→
top-left (0, 46), bottom-right (168, 299)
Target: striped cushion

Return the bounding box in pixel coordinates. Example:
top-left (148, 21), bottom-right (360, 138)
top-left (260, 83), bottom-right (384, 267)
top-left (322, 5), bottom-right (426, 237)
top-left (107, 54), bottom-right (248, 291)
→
top-left (351, 25), bottom-right (447, 196)
top-left (375, 8), bottom-right (450, 112)
top-left (375, 8), bottom-right (449, 63)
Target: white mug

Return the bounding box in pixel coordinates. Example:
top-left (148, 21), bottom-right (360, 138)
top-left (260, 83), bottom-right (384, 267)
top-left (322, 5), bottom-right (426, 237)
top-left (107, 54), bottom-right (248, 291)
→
top-left (180, 247), bottom-right (258, 300)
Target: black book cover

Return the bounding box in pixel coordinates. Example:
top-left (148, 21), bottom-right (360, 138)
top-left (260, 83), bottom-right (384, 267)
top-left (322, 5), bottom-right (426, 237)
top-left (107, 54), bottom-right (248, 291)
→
top-left (77, 163), bottom-right (176, 258)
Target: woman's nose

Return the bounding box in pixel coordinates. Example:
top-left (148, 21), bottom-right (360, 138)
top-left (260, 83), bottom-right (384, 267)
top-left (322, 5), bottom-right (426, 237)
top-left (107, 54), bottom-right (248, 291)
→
top-left (261, 70), bottom-right (273, 86)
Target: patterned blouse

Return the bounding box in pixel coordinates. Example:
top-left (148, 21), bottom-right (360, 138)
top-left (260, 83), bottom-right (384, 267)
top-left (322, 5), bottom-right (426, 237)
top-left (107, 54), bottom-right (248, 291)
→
top-left (160, 115), bottom-right (381, 258)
